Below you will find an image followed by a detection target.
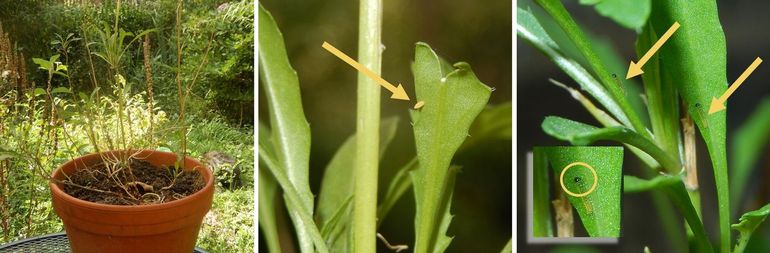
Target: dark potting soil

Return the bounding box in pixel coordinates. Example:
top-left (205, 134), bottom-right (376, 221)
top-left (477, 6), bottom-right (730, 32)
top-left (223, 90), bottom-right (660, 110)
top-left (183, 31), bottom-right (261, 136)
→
top-left (62, 159), bottom-right (205, 205)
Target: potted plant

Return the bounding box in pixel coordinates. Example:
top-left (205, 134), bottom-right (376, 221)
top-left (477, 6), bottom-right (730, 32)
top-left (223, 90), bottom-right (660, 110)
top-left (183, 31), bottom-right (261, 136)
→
top-left (41, 1), bottom-right (216, 252)
top-left (49, 150), bottom-right (213, 252)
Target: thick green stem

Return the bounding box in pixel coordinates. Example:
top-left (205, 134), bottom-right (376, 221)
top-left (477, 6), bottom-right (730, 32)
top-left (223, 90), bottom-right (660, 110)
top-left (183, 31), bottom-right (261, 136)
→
top-left (353, 0), bottom-right (383, 252)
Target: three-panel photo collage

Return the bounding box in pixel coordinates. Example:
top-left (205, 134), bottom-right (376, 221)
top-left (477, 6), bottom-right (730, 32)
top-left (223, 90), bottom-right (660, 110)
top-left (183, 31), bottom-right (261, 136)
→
top-left (0, 0), bottom-right (511, 252)
top-left (4, 0), bottom-right (770, 253)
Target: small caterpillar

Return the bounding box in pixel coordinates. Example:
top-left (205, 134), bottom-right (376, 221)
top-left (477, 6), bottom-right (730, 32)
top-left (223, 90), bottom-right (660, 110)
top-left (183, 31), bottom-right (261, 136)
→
top-left (583, 201), bottom-right (594, 214)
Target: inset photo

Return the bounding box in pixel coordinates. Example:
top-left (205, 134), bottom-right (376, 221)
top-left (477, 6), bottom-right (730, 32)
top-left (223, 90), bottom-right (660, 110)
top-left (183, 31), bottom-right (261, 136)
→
top-left (0, 1), bottom-right (254, 252)
top-left (529, 147), bottom-right (622, 242)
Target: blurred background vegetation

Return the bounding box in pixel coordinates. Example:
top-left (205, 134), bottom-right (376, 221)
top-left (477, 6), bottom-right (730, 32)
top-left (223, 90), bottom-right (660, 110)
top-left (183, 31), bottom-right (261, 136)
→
top-left (0, 0), bottom-right (253, 252)
top-left (519, 0), bottom-right (770, 252)
top-left (259, 0), bottom-right (511, 252)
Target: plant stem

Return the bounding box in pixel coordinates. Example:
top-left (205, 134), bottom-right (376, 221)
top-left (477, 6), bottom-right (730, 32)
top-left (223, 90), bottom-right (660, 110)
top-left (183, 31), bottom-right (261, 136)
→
top-left (552, 187), bottom-right (573, 237)
top-left (115, 0), bottom-right (121, 32)
top-left (175, 0), bottom-right (187, 162)
top-left (681, 113), bottom-right (705, 251)
top-left (353, 0), bottom-right (383, 252)
top-left (531, 150), bottom-right (553, 237)
top-left (733, 233), bottom-right (751, 253)
top-left (142, 34), bottom-right (154, 144)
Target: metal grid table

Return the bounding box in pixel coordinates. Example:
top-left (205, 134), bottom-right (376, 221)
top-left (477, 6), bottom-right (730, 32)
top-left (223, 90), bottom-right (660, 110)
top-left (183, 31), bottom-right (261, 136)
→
top-left (0, 232), bottom-right (208, 252)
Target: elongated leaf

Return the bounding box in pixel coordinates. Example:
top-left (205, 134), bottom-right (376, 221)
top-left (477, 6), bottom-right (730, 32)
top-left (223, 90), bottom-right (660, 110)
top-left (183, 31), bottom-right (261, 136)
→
top-left (732, 204), bottom-right (770, 253)
top-left (51, 87), bottom-right (72, 94)
top-left (532, 148), bottom-right (552, 237)
top-left (533, 0), bottom-right (650, 138)
top-left (543, 146), bottom-right (622, 236)
top-left (258, 167), bottom-right (282, 253)
top-left (257, 124), bottom-right (282, 253)
top-left (731, 98), bottom-right (770, 214)
top-left (315, 117), bottom-right (399, 252)
top-left (517, 8), bottom-right (631, 128)
top-left (258, 146), bottom-right (329, 253)
top-left (411, 43), bottom-right (492, 253)
top-left (624, 175), bottom-right (679, 194)
top-left (258, 4), bottom-right (315, 252)
top-left (649, 1), bottom-right (730, 250)
top-left (579, 0), bottom-right (650, 30)
top-left (541, 116), bottom-right (679, 172)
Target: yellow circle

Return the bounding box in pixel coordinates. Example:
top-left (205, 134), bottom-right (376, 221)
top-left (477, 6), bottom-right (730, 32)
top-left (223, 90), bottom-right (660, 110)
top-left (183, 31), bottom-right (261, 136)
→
top-left (559, 162), bottom-right (598, 197)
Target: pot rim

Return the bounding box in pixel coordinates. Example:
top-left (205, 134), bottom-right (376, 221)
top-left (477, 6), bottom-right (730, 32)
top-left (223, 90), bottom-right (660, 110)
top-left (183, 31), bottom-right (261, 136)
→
top-left (49, 149), bottom-right (214, 212)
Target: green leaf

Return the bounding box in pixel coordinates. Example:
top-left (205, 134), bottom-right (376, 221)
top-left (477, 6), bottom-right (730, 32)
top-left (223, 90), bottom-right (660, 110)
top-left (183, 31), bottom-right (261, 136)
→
top-left (49, 54), bottom-right (60, 63)
top-left (32, 57), bottom-right (52, 71)
top-left (414, 166), bottom-right (460, 253)
top-left (411, 43), bottom-right (492, 253)
top-left (258, 147), bottom-right (329, 253)
top-left (56, 63), bottom-right (68, 72)
top-left (258, 168), bottom-right (282, 253)
top-left (731, 98), bottom-right (770, 214)
top-left (579, 0), bottom-right (651, 30)
top-left (649, 1), bottom-right (730, 251)
top-left (624, 175), bottom-right (679, 194)
top-left (732, 204), bottom-right (770, 253)
top-left (258, 4), bottom-right (317, 252)
top-left (532, 148), bottom-right (553, 237)
top-left (257, 124), bottom-right (282, 253)
top-left (533, 0), bottom-right (650, 138)
top-left (541, 116), bottom-right (680, 173)
top-left (543, 146), bottom-right (622, 237)
top-left (315, 117), bottom-right (399, 252)
top-left (51, 87), bottom-right (72, 94)
top-left (33, 88), bottom-right (46, 96)
top-left (517, 7), bottom-right (632, 128)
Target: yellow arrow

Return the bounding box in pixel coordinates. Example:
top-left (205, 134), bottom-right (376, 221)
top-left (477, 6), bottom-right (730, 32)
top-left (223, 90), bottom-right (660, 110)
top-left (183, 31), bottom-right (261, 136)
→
top-left (322, 42), bottom-right (410, 100)
top-left (708, 57), bottom-right (763, 114)
top-left (626, 22), bottom-right (681, 79)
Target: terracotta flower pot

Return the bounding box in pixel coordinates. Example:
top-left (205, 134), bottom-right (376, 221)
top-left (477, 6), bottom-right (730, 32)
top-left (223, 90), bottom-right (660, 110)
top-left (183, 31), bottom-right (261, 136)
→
top-left (49, 150), bottom-right (214, 253)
